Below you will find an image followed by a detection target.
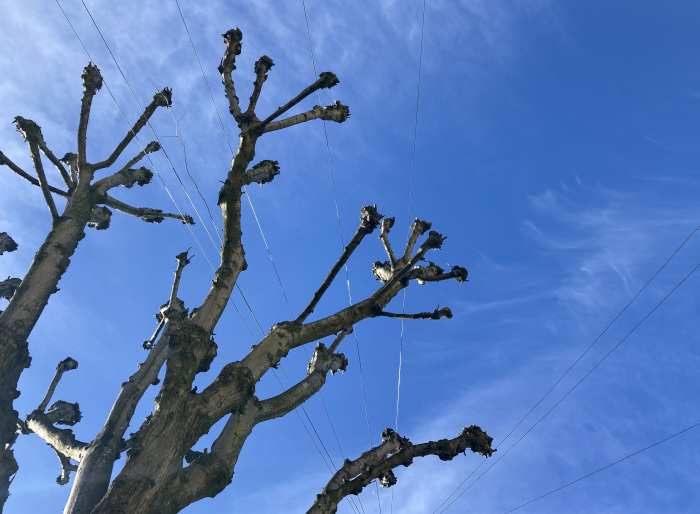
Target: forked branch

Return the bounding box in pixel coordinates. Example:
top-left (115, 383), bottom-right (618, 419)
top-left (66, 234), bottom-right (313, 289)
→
top-left (308, 426), bottom-right (494, 514)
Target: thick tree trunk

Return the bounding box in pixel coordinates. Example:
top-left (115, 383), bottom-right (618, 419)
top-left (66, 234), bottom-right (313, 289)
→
top-left (0, 194), bottom-right (92, 509)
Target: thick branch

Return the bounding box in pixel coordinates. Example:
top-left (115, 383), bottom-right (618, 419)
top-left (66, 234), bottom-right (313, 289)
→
top-left (297, 205), bottom-right (383, 323)
top-left (93, 142), bottom-right (160, 193)
top-left (375, 306), bottom-right (452, 320)
top-left (243, 160), bottom-right (280, 186)
top-left (308, 426), bottom-right (494, 514)
top-left (92, 90), bottom-right (172, 171)
top-left (257, 343), bottom-right (347, 423)
top-left (246, 55), bottom-right (274, 117)
top-left (263, 101), bottom-right (350, 133)
top-left (0, 233), bottom-right (18, 255)
top-left (102, 194), bottom-right (194, 225)
top-left (259, 72), bottom-right (340, 130)
top-left (0, 150), bottom-right (69, 198)
top-left (25, 411), bottom-right (88, 462)
top-left (78, 63), bottom-right (103, 167)
top-left (65, 253), bottom-right (191, 513)
top-left (14, 117), bottom-right (59, 222)
top-left (218, 28), bottom-right (244, 125)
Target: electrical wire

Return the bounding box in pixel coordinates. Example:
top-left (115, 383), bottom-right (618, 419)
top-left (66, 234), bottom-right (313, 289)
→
top-left (502, 420), bottom-right (700, 513)
top-left (301, 2), bottom-right (380, 512)
top-left (436, 259), bottom-right (700, 513)
top-left (432, 222), bottom-right (700, 512)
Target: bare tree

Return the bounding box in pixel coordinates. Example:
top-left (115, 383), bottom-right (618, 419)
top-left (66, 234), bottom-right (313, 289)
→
top-left (0, 29), bottom-right (493, 513)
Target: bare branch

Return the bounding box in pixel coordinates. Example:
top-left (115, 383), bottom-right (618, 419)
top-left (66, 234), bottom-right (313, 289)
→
top-left (243, 160), bottom-right (280, 186)
top-left (246, 55), bottom-right (274, 116)
top-left (53, 447), bottom-right (78, 486)
top-left (375, 306), bottom-right (452, 320)
top-left (37, 139), bottom-right (73, 190)
top-left (257, 343), bottom-right (347, 423)
top-left (78, 63), bottom-right (103, 167)
top-left (0, 278), bottom-right (22, 301)
top-left (60, 152), bottom-right (78, 184)
top-left (25, 411), bottom-right (88, 462)
top-left (403, 218), bottom-right (432, 262)
top-left (170, 250), bottom-right (192, 306)
top-left (38, 357), bottom-right (79, 412)
top-left (410, 263), bottom-right (469, 285)
top-left (0, 233), bottom-right (18, 255)
top-left (92, 90), bottom-right (172, 171)
top-left (102, 194), bottom-right (195, 225)
top-left (328, 327), bottom-right (353, 353)
top-left (263, 101), bottom-right (350, 133)
top-left (379, 217), bottom-right (397, 267)
top-left (93, 142), bottom-right (160, 193)
top-left (0, 150), bottom-right (69, 197)
top-left (93, 165), bottom-right (154, 194)
top-left (259, 72), bottom-right (340, 130)
top-left (308, 426), bottom-right (494, 514)
top-left (297, 205), bottom-right (383, 323)
top-left (14, 117), bottom-right (59, 222)
top-left (218, 28), bottom-right (244, 125)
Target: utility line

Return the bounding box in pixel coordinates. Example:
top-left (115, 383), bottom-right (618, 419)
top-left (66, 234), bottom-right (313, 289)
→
top-left (301, 2), bottom-right (380, 513)
top-left (436, 259), bottom-right (700, 513)
top-left (432, 222), bottom-right (700, 511)
top-left (392, 3), bottom-right (427, 513)
top-left (503, 420), bottom-right (700, 513)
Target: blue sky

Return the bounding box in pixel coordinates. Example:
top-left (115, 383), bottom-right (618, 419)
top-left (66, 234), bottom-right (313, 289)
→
top-left (2, 0), bottom-right (700, 513)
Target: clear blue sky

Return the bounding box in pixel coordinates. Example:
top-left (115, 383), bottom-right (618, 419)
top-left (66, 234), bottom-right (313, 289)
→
top-left (2, 1), bottom-right (700, 513)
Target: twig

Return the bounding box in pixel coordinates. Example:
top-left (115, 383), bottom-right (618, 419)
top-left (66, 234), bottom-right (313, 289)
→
top-left (375, 307), bottom-right (452, 320)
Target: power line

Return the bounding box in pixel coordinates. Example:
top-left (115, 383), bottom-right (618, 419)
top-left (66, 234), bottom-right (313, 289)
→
top-left (392, 3), bottom-right (427, 513)
top-left (436, 258), bottom-right (700, 513)
top-left (301, 2), bottom-right (380, 513)
top-left (503, 420), bottom-right (700, 513)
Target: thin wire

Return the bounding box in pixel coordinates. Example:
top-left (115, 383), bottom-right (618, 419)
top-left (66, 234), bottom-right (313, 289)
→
top-left (392, 4), bottom-right (426, 512)
top-left (437, 260), bottom-right (700, 513)
top-left (397, 0), bottom-right (427, 436)
top-left (301, 2), bottom-right (380, 512)
top-left (432, 222), bottom-right (700, 512)
top-left (503, 420), bottom-right (700, 513)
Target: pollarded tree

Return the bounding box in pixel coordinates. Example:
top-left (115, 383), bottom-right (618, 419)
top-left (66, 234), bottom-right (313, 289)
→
top-left (0, 28), bottom-right (493, 514)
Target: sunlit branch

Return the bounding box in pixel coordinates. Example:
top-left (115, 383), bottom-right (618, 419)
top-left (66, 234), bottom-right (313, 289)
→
top-left (262, 101), bottom-right (349, 133)
top-left (102, 195), bottom-right (194, 225)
